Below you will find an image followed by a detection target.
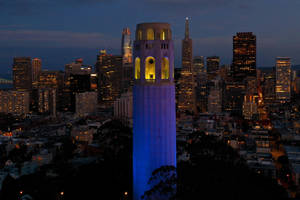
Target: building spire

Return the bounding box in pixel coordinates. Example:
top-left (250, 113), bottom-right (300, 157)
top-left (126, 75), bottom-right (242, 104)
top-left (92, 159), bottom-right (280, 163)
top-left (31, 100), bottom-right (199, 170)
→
top-left (185, 17), bottom-right (190, 39)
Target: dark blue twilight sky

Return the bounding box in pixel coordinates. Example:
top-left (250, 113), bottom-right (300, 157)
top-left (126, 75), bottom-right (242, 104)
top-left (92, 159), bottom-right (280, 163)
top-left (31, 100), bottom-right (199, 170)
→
top-left (0, 0), bottom-right (300, 74)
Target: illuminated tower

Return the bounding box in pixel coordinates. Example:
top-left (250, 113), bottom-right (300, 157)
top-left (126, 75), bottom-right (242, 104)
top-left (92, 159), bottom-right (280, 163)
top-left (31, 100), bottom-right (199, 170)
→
top-left (32, 58), bottom-right (42, 83)
top-left (133, 23), bottom-right (176, 200)
top-left (276, 57), bottom-right (291, 103)
top-left (121, 27), bottom-right (133, 65)
top-left (232, 32), bottom-right (256, 81)
top-left (178, 17), bottom-right (196, 114)
top-left (121, 28), bottom-right (134, 93)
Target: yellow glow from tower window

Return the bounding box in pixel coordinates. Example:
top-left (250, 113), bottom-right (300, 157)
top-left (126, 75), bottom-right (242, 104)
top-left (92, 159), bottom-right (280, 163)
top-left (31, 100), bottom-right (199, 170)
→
top-left (135, 57), bottom-right (141, 79)
top-left (147, 29), bottom-right (154, 40)
top-left (161, 57), bottom-right (169, 79)
top-left (145, 57), bottom-right (155, 80)
top-left (138, 30), bottom-right (142, 40)
top-left (160, 30), bottom-right (166, 40)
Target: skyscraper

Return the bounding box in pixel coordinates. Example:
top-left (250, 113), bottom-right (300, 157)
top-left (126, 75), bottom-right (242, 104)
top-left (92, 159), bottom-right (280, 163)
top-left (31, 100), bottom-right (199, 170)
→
top-left (182, 17), bottom-right (193, 72)
top-left (133, 23), bottom-right (176, 200)
top-left (121, 28), bottom-right (133, 65)
top-left (276, 57), bottom-right (291, 103)
top-left (121, 28), bottom-right (134, 93)
top-left (95, 50), bottom-right (122, 106)
top-left (32, 58), bottom-right (42, 83)
top-left (178, 17), bottom-right (196, 114)
top-left (193, 56), bottom-right (205, 74)
top-left (232, 32), bottom-right (256, 80)
top-left (13, 57), bottom-right (32, 91)
top-left (193, 56), bottom-right (207, 113)
top-left (206, 56), bottom-right (220, 80)
top-left (262, 67), bottom-right (276, 107)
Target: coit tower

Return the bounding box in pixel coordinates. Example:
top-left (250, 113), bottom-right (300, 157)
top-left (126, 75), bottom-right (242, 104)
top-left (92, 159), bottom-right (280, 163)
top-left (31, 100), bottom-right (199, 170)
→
top-left (133, 23), bottom-right (176, 200)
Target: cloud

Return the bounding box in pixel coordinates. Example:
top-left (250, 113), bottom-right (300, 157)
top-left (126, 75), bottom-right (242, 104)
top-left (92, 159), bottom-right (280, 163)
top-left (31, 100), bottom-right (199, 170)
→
top-left (0, 29), bottom-right (120, 49)
top-left (0, 0), bottom-right (114, 15)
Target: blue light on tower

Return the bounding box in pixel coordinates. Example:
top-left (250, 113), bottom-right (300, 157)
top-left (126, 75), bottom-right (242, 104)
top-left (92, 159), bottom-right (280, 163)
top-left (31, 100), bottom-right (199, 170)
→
top-left (133, 23), bottom-right (176, 200)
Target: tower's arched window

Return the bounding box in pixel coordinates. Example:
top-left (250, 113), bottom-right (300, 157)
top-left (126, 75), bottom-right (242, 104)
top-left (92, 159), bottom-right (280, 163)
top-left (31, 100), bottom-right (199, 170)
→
top-left (161, 57), bottom-right (169, 79)
top-left (137, 30), bottom-right (142, 40)
top-left (145, 57), bottom-right (155, 80)
top-left (147, 29), bottom-right (154, 40)
top-left (135, 57), bottom-right (141, 79)
top-left (160, 30), bottom-right (166, 40)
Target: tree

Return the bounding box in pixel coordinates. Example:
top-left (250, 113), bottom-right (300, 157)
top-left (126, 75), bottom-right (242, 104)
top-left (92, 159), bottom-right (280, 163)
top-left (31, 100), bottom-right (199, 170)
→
top-left (142, 166), bottom-right (176, 200)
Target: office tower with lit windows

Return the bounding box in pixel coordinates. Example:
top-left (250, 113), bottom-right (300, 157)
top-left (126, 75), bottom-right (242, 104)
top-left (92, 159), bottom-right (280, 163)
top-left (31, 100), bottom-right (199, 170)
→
top-left (38, 88), bottom-right (56, 116)
top-left (95, 50), bottom-right (122, 106)
top-left (0, 90), bottom-right (30, 115)
top-left (32, 58), bottom-right (42, 83)
top-left (261, 67), bottom-right (276, 107)
top-left (13, 57), bottom-right (32, 91)
top-left (122, 28), bottom-right (133, 65)
top-left (207, 56), bottom-right (220, 80)
top-left (178, 17), bottom-right (196, 113)
top-left (207, 77), bottom-right (222, 113)
top-left (196, 72), bottom-right (208, 113)
top-left (33, 70), bottom-right (64, 113)
top-left (121, 28), bottom-right (134, 93)
top-left (232, 32), bottom-right (256, 81)
top-left (193, 56), bottom-right (205, 74)
top-left (276, 57), bottom-right (291, 103)
top-left (133, 23), bottom-right (176, 200)
top-left (224, 82), bottom-right (245, 115)
top-left (193, 56), bottom-right (207, 113)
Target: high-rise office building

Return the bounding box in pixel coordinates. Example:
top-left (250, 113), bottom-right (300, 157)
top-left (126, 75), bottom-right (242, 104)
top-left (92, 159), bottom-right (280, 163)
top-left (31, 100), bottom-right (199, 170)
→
top-left (95, 50), bottom-right (122, 106)
top-left (243, 94), bottom-right (258, 120)
top-left (13, 57), bottom-right (32, 91)
top-left (178, 18), bottom-right (196, 114)
top-left (133, 23), bottom-right (176, 200)
top-left (65, 59), bottom-right (92, 76)
top-left (262, 67), bottom-right (276, 107)
top-left (195, 72), bottom-right (208, 113)
top-left (224, 82), bottom-right (245, 115)
top-left (34, 70), bottom-right (64, 112)
top-left (207, 56), bottom-right (220, 80)
top-left (121, 28), bottom-right (134, 93)
top-left (207, 77), bottom-right (222, 113)
top-left (121, 28), bottom-right (133, 65)
top-left (0, 90), bottom-right (30, 115)
top-left (38, 88), bottom-right (56, 116)
top-left (276, 57), bottom-right (291, 103)
top-left (232, 32), bottom-right (256, 80)
top-left (193, 56), bottom-right (205, 74)
top-left (76, 91), bottom-right (97, 117)
top-left (32, 58), bottom-right (42, 83)
top-left (182, 17), bottom-right (193, 72)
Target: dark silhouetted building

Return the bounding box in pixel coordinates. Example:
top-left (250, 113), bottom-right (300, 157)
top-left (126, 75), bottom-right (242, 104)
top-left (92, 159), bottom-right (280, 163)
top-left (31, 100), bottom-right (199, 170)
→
top-left (13, 57), bottom-right (32, 91)
top-left (207, 56), bottom-right (220, 80)
top-left (261, 67), bottom-right (276, 107)
top-left (224, 81), bottom-right (245, 115)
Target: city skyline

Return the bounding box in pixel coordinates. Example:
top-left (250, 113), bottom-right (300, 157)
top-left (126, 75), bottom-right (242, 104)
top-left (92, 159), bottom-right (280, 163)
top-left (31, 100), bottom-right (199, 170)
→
top-left (1, 0), bottom-right (300, 73)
